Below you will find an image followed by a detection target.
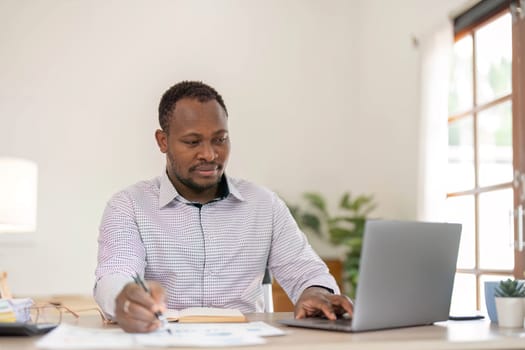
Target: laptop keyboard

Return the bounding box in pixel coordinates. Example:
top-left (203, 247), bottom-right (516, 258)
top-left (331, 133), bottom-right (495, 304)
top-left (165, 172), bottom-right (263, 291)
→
top-left (309, 318), bottom-right (353, 331)
top-left (279, 317), bottom-right (354, 332)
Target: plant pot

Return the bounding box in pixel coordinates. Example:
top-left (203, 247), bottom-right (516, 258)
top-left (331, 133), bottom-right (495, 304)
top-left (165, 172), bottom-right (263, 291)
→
top-left (486, 280), bottom-right (525, 323)
top-left (495, 297), bottom-right (525, 328)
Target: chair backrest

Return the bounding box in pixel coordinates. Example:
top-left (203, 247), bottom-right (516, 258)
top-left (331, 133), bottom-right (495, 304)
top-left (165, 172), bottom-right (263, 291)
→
top-left (262, 268), bottom-right (274, 312)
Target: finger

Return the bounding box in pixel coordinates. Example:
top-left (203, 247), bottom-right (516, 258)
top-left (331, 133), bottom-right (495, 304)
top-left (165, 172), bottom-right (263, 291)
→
top-left (317, 302), bottom-right (337, 320)
top-left (116, 284), bottom-right (158, 324)
top-left (146, 321), bottom-right (161, 333)
top-left (148, 281), bottom-right (167, 313)
top-left (117, 299), bottom-right (159, 323)
top-left (125, 283), bottom-right (157, 310)
top-left (120, 317), bottom-right (160, 333)
top-left (295, 306), bottom-right (324, 319)
top-left (123, 300), bottom-right (131, 314)
top-left (294, 306), bottom-right (306, 319)
top-left (295, 297), bottom-right (336, 320)
top-left (327, 295), bottom-right (354, 316)
top-left (325, 295), bottom-right (350, 312)
top-left (305, 294), bottom-right (337, 320)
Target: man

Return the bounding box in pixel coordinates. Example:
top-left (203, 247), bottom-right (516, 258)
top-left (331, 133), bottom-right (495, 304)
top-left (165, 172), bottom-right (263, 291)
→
top-left (94, 81), bottom-right (353, 333)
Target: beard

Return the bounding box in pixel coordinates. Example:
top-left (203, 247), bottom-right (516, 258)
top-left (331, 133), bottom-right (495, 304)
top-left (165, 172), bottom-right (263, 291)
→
top-left (166, 150), bottom-right (223, 194)
top-left (173, 169), bottom-right (222, 193)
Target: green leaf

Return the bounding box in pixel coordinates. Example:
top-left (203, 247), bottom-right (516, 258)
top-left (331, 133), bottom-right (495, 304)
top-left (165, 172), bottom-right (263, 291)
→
top-left (350, 195), bottom-right (374, 212)
top-left (340, 217), bottom-right (366, 226)
top-left (345, 237), bottom-right (362, 253)
top-left (495, 278), bottom-right (525, 297)
top-left (328, 227), bottom-right (353, 244)
top-left (300, 213), bottom-right (322, 236)
top-left (328, 216), bottom-right (346, 225)
top-left (283, 189), bottom-right (376, 298)
top-left (303, 192), bottom-right (328, 216)
top-left (339, 192), bottom-right (352, 209)
top-left (344, 256), bottom-right (360, 270)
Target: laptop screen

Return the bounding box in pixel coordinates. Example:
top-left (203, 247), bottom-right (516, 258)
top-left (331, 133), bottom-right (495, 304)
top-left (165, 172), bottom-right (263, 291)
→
top-left (279, 220), bottom-right (461, 332)
top-left (351, 220), bottom-right (461, 332)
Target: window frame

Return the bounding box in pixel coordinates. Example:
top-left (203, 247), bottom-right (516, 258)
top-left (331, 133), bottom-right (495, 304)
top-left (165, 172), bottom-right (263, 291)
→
top-left (449, 0), bottom-right (525, 309)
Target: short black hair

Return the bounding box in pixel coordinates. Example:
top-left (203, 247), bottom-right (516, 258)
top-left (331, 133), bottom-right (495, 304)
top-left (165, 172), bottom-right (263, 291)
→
top-left (158, 81), bottom-right (228, 132)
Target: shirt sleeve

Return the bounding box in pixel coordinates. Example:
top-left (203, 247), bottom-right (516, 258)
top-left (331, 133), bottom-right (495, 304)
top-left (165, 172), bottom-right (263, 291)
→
top-left (94, 273), bottom-right (133, 319)
top-left (267, 194), bottom-right (340, 303)
top-left (93, 191), bottom-right (146, 318)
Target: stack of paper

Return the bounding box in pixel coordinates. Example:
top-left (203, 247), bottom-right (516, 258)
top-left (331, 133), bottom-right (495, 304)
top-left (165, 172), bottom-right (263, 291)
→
top-left (0, 298), bottom-right (33, 323)
top-left (36, 321), bottom-right (286, 348)
top-left (0, 300), bottom-right (16, 322)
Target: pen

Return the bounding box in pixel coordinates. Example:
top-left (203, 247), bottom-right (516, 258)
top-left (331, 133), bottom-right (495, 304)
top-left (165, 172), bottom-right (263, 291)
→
top-left (133, 273), bottom-right (172, 334)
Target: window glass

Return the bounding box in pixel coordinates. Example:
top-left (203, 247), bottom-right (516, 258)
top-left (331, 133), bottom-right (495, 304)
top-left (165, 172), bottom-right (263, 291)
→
top-left (450, 273), bottom-right (476, 313)
top-left (479, 189), bottom-right (514, 270)
top-left (449, 36), bottom-right (473, 115)
top-left (478, 101), bottom-right (513, 187)
top-left (448, 116), bottom-right (474, 192)
top-left (475, 13), bottom-right (512, 105)
top-left (445, 196), bottom-right (475, 269)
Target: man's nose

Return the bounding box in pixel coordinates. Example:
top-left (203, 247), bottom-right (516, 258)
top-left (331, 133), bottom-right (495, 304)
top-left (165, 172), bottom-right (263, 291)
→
top-left (198, 142), bottom-right (218, 161)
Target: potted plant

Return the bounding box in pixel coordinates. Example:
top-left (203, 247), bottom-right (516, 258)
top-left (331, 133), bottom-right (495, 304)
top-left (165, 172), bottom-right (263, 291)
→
top-left (287, 192), bottom-right (376, 298)
top-left (494, 278), bottom-right (525, 328)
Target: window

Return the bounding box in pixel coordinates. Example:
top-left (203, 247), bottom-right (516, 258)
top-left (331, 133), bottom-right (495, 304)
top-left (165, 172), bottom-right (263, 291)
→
top-left (448, 0), bottom-right (525, 313)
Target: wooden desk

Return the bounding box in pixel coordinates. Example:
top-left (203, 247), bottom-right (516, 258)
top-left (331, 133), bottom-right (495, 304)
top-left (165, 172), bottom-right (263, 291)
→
top-left (3, 312), bottom-right (525, 350)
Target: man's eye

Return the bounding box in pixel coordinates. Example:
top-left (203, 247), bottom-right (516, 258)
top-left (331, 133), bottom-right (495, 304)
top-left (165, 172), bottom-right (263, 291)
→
top-left (214, 137), bottom-right (228, 144)
top-left (183, 140), bottom-right (200, 146)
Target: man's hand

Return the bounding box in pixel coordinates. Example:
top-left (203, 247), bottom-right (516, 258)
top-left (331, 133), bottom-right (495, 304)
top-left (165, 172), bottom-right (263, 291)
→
top-left (114, 280), bottom-right (167, 333)
top-left (294, 286), bottom-right (353, 320)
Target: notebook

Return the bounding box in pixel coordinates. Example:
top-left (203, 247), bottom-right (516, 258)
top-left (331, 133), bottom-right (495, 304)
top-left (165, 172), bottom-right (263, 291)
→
top-left (279, 219), bottom-right (461, 332)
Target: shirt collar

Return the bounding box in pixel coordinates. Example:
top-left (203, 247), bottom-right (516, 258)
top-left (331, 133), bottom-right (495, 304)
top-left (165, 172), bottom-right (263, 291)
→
top-left (225, 176), bottom-right (244, 202)
top-left (159, 171), bottom-right (179, 208)
top-left (159, 171), bottom-right (245, 208)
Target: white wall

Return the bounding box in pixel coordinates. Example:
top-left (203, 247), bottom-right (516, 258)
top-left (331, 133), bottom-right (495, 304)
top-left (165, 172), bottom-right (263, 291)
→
top-left (0, 0), bottom-right (465, 296)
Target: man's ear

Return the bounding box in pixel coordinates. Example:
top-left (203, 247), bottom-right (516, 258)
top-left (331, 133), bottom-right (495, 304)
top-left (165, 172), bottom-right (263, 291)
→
top-left (155, 129), bottom-right (168, 154)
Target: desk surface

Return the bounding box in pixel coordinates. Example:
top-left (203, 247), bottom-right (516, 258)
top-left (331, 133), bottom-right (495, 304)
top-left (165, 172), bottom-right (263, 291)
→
top-left (3, 312), bottom-right (525, 350)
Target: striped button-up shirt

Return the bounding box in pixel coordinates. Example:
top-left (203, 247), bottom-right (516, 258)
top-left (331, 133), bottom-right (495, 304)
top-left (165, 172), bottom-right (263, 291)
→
top-left (94, 172), bottom-right (338, 317)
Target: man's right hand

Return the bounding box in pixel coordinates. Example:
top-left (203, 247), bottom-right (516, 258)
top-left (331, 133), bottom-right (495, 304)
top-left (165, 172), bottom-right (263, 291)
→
top-left (114, 280), bottom-right (167, 333)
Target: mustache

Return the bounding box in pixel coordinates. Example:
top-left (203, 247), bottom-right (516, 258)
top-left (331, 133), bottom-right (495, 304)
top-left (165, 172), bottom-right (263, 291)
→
top-left (189, 162), bottom-right (222, 172)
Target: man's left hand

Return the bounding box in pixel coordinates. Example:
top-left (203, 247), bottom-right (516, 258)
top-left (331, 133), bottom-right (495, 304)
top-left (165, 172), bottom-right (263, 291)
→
top-left (294, 287), bottom-right (353, 320)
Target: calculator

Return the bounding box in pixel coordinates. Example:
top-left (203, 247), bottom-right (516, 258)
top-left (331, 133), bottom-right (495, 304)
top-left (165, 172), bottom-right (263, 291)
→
top-left (0, 322), bottom-right (57, 336)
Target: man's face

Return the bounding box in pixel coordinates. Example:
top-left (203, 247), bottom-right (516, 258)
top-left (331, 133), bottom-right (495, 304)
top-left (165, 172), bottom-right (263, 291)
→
top-left (155, 98), bottom-right (230, 201)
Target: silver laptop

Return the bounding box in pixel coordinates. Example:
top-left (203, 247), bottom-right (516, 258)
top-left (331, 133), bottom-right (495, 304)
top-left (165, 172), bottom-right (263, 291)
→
top-left (279, 219), bottom-right (461, 332)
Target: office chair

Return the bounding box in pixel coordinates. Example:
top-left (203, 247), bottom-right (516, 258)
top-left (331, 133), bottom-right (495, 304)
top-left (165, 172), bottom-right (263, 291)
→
top-left (262, 267), bottom-right (274, 312)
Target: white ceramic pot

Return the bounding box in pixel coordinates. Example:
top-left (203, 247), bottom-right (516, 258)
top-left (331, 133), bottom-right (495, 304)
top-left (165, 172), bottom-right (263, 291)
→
top-left (495, 297), bottom-right (525, 328)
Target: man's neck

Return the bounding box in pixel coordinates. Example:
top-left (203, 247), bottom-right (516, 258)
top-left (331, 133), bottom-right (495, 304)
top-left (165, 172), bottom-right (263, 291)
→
top-left (182, 188), bottom-right (219, 204)
top-left (167, 173), bottom-right (228, 204)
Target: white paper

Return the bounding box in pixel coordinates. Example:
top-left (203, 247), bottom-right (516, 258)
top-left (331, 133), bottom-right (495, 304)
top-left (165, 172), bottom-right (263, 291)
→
top-left (160, 321), bottom-right (284, 338)
top-left (0, 298), bottom-right (33, 322)
top-left (135, 327), bottom-right (265, 347)
top-left (228, 321), bottom-right (286, 337)
top-left (36, 324), bottom-right (135, 349)
top-left (36, 321), bottom-right (284, 348)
